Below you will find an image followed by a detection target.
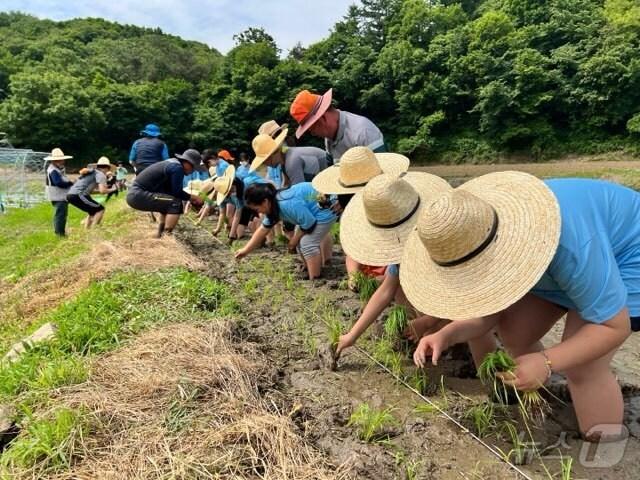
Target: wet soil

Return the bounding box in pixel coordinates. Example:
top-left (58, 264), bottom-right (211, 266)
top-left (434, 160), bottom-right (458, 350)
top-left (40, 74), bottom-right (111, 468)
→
top-left (176, 220), bottom-right (640, 480)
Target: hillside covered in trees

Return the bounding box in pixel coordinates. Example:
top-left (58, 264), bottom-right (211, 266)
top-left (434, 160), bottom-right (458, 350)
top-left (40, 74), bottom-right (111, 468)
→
top-left (0, 0), bottom-right (639, 164)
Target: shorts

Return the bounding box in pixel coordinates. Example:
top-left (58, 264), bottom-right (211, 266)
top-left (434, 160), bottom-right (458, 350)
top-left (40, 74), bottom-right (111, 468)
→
top-left (66, 193), bottom-right (104, 216)
top-left (239, 206), bottom-right (258, 227)
top-left (298, 220), bottom-right (335, 259)
top-left (283, 221), bottom-right (295, 232)
top-left (632, 317), bottom-right (640, 332)
top-left (126, 186), bottom-right (182, 215)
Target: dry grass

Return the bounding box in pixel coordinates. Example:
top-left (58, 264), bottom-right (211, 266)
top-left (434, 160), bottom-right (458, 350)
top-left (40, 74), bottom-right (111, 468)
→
top-left (8, 322), bottom-right (344, 479)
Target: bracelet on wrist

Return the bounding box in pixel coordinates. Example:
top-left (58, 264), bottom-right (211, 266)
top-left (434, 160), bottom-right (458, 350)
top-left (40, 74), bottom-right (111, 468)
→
top-left (540, 350), bottom-right (553, 380)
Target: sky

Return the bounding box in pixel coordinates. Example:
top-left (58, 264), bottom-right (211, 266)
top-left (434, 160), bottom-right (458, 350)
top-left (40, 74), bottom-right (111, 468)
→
top-left (2, 0), bottom-right (358, 54)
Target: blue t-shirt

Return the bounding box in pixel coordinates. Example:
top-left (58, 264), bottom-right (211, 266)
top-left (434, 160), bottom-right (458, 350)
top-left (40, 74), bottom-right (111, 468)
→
top-left (216, 159), bottom-right (230, 177)
top-left (236, 163), bottom-right (250, 180)
top-left (386, 264), bottom-right (400, 277)
top-left (268, 165), bottom-right (283, 188)
top-left (262, 183), bottom-right (336, 230)
top-left (531, 178), bottom-right (640, 323)
top-left (243, 170), bottom-right (267, 189)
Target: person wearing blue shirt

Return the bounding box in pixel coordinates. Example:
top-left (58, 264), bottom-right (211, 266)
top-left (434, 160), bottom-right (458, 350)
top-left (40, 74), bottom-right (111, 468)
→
top-left (129, 123), bottom-right (169, 174)
top-left (236, 152), bottom-right (250, 180)
top-left (235, 182), bottom-right (337, 280)
top-left (408, 174), bottom-right (637, 443)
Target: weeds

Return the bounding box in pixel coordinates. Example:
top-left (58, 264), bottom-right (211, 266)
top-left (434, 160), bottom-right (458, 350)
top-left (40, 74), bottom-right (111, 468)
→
top-left (384, 305), bottom-right (408, 338)
top-left (348, 403), bottom-right (396, 442)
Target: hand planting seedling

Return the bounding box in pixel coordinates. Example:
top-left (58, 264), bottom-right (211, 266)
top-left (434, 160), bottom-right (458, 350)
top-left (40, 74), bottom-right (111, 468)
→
top-left (348, 403), bottom-right (397, 443)
top-left (478, 350), bottom-right (550, 424)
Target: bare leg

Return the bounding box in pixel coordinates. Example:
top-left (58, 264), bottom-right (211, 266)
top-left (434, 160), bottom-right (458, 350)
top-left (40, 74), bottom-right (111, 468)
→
top-left (164, 213), bottom-right (181, 232)
top-left (346, 255), bottom-right (361, 291)
top-left (305, 254), bottom-right (323, 280)
top-left (225, 204), bottom-right (236, 233)
top-left (320, 231), bottom-right (333, 265)
top-left (90, 209), bottom-right (105, 227)
top-left (562, 311), bottom-right (624, 439)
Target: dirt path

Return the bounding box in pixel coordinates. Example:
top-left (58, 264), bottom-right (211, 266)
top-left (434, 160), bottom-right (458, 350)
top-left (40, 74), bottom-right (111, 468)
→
top-left (176, 221), bottom-right (640, 480)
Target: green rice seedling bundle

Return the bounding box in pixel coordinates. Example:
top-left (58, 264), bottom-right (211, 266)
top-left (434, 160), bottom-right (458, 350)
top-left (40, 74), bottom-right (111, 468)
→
top-left (348, 403), bottom-right (396, 442)
top-left (384, 305), bottom-right (408, 338)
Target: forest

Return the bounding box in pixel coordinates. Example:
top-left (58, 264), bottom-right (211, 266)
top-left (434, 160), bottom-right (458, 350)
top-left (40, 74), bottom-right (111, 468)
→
top-left (0, 0), bottom-right (639, 164)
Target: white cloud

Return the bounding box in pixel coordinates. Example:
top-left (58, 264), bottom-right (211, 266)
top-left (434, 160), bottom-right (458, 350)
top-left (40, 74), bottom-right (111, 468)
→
top-left (2, 0), bottom-right (358, 53)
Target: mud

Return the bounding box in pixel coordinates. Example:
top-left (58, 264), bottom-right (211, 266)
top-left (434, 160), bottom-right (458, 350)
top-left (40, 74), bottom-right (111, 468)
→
top-left (176, 219), bottom-right (640, 480)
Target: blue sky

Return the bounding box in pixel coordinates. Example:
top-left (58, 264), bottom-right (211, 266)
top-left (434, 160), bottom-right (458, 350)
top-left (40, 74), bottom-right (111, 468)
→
top-left (2, 0), bottom-right (358, 54)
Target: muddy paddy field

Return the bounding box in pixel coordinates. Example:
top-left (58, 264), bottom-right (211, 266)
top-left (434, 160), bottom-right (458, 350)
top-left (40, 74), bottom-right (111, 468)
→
top-left (176, 216), bottom-right (640, 480)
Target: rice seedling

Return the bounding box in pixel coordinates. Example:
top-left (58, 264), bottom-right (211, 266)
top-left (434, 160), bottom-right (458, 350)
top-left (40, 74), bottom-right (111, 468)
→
top-left (351, 271), bottom-right (379, 303)
top-left (326, 315), bottom-right (344, 350)
top-left (498, 421), bottom-right (530, 465)
top-left (304, 333), bottom-right (318, 356)
top-left (243, 276), bottom-right (258, 296)
top-left (409, 369), bottom-right (430, 395)
top-left (560, 454), bottom-right (573, 480)
top-left (348, 403), bottom-right (397, 442)
top-left (478, 350), bottom-right (549, 423)
top-left (394, 451), bottom-right (421, 480)
top-left (463, 402), bottom-right (496, 438)
top-left (371, 337), bottom-right (405, 379)
top-left (384, 305), bottom-right (408, 338)
top-left (413, 402), bottom-right (440, 416)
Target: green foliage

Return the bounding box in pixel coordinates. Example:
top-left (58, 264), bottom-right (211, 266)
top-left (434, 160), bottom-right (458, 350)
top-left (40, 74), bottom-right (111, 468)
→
top-left (1, 407), bottom-right (87, 473)
top-left (348, 403), bottom-right (396, 442)
top-left (1, 3), bottom-right (640, 162)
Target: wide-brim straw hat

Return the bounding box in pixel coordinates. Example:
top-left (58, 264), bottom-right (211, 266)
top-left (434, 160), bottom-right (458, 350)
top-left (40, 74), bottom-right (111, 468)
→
top-left (312, 146), bottom-right (410, 194)
top-left (44, 148), bottom-right (73, 161)
top-left (340, 172), bottom-right (451, 266)
top-left (213, 165), bottom-right (236, 204)
top-left (400, 171), bottom-right (561, 320)
top-left (258, 120), bottom-right (288, 138)
top-left (183, 179), bottom-right (215, 197)
top-left (250, 129), bottom-right (288, 172)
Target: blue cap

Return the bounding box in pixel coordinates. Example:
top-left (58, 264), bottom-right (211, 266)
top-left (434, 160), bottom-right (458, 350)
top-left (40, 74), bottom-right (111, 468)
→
top-left (141, 123), bottom-right (161, 137)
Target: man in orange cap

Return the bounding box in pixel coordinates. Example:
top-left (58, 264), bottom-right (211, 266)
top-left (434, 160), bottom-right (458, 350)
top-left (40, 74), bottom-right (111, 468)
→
top-left (289, 88), bottom-right (385, 162)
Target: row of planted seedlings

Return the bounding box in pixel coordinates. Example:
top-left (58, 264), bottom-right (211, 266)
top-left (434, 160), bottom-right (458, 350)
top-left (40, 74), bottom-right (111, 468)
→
top-left (234, 247), bottom-right (574, 478)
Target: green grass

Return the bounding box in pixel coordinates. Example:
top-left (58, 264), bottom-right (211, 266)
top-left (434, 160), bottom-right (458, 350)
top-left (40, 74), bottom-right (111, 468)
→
top-left (0, 197), bottom-right (135, 284)
top-left (1, 407), bottom-right (87, 474)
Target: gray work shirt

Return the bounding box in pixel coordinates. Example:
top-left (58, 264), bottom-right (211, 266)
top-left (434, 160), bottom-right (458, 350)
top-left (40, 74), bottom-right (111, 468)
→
top-left (68, 170), bottom-right (107, 196)
top-left (325, 110), bottom-right (385, 161)
top-left (284, 146), bottom-right (329, 185)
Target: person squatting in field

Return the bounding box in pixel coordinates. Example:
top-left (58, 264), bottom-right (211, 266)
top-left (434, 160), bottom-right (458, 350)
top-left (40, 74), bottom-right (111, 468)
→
top-left (235, 182), bottom-right (336, 280)
top-left (406, 173), bottom-right (638, 442)
top-left (66, 156), bottom-right (117, 229)
top-left (126, 149), bottom-right (203, 238)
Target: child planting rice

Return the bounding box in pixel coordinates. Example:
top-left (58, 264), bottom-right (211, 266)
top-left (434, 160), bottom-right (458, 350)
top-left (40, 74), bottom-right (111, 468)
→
top-left (406, 173), bottom-right (637, 442)
top-left (67, 156), bottom-right (118, 228)
top-left (235, 182), bottom-right (336, 280)
top-left (335, 173), bottom-right (497, 366)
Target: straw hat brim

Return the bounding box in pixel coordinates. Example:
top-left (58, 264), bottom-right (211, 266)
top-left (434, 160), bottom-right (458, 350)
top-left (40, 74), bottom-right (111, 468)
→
top-left (88, 163), bottom-right (116, 172)
top-left (340, 172), bottom-right (452, 266)
top-left (44, 155), bottom-right (73, 161)
top-left (311, 153), bottom-right (410, 194)
top-left (250, 129), bottom-right (288, 172)
top-left (215, 165), bottom-right (236, 204)
top-left (399, 171), bottom-right (561, 321)
top-left (183, 181), bottom-right (215, 197)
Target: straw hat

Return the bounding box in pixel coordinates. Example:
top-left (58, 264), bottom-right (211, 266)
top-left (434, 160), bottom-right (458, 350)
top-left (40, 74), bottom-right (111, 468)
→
top-left (250, 129), bottom-right (288, 172)
top-left (340, 172), bottom-right (451, 266)
top-left (311, 146), bottom-right (410, 194)
top-left (213, 165), bottom-right (236, 204)
top-left (183, 179), bottom-right (215, 197)
top-left (88, 156), bottom-right (116, 171)
top-left (399, 171), bottom-right (561, 320)
top-left (44, 148), bottom-right (73, 161)
top-left (258, 120), bottom-right (288, 138)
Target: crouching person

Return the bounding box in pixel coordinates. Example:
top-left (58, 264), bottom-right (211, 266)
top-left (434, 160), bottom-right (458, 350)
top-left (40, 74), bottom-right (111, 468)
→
top-left (235, 183), bottom-right (336, 280)
top-left (127, 149), bottom-right (203, 238)
top-left (67, 157), bottom-right (117, 228)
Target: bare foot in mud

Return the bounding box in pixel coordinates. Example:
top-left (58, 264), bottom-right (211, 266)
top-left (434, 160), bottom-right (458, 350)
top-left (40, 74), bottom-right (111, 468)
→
top-left (317, 343), bottom-right (337, 371)
top-left (404, 315), bottom-right (448, 342)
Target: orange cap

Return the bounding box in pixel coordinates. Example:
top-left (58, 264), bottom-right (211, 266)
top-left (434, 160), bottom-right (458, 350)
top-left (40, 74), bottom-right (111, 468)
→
top-left (218, 149), bottom-right (235, 161)
top-left (289, 88), bottom-right (333, 138)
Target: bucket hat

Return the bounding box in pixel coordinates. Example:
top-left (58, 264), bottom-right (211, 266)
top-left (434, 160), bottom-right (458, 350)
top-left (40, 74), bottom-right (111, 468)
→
top-left (175, 149), bottom-right (201, 168)
top-left (311, 146), bottom-right (410, 194)
top-left (399, 171), bottom-right (561, 320)
top-left (141, 124), bottom-right (161, 137)
top-left (340, 172), bottom-right (451, 266)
